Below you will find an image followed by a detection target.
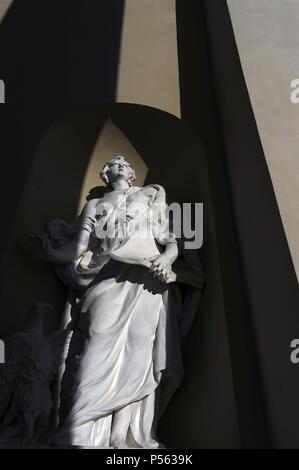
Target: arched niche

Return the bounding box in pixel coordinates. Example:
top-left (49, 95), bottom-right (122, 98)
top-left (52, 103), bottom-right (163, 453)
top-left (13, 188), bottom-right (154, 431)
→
top-left (0, 103), bottom-right (239, 448)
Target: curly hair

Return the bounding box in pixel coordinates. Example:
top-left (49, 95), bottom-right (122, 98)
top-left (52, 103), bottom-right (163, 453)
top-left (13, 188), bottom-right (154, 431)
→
top-left (100, 155), bottom-right (136, 188)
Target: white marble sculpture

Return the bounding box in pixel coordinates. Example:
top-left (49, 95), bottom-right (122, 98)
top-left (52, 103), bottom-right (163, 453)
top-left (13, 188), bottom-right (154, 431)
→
top-left (24, 155), bottom-right (204, 448)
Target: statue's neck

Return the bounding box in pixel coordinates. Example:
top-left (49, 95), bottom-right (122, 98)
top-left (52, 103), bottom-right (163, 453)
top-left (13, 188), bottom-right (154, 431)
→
top-left (111, 180), bottom-right (130, 192)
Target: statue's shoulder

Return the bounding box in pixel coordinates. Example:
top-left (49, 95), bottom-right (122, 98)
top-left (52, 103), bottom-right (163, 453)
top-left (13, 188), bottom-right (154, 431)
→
top-left (80, 197), bottom-right (102, 217)
top-left (85, 197), bottom-right (102, 207)
top-left (141, 184), bottom-right (165, 200)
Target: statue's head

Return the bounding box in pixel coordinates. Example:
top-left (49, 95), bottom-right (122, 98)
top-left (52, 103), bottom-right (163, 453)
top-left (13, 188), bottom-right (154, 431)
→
top-left (100, 155), bottom-right (136, 189)
top-left (26, 302), bottom-right (52, 324)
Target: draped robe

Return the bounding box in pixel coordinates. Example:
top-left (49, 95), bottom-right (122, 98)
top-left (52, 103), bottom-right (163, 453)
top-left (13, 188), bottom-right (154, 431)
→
top-left (44, 184), bottom-right (204, 448)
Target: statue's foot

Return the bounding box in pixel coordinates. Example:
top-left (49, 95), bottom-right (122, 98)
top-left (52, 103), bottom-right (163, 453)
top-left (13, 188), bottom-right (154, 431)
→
top-left (110, 436), bottom-right (129, 449)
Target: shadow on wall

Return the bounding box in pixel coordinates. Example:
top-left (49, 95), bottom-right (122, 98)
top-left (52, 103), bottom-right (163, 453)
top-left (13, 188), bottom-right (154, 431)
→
top-left (0, 103), bottom-right (239, 448)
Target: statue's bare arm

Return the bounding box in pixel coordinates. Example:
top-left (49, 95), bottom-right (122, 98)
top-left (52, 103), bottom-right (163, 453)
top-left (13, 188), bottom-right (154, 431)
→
top-left (41, 200), bottom-right (99, 264)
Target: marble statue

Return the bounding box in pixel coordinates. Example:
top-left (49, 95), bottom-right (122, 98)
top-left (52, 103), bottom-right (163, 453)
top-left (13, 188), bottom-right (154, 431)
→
top-left (0, 302), bottom-right (66, 444)
top-left (23, 155), bottom-right (205, 448)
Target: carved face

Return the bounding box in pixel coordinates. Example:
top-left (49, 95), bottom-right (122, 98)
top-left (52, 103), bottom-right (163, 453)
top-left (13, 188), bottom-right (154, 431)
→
top-left (100, 156), bottom-right (136, 188)
top-left (107, 159), bottom-right (131, 184)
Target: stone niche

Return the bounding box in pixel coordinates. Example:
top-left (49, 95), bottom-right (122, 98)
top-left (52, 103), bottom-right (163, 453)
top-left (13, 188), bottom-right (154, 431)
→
top-left (0, 103), bottom-right (239, 449)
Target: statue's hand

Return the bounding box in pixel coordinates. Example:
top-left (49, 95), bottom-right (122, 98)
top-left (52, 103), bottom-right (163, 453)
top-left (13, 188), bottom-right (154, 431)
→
top-left (149, 253), bottom-right (173, 284)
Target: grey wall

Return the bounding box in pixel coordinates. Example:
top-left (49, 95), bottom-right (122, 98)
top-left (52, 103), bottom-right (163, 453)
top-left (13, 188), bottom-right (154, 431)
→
top-left (228, 0), bottom-right (299, 280)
